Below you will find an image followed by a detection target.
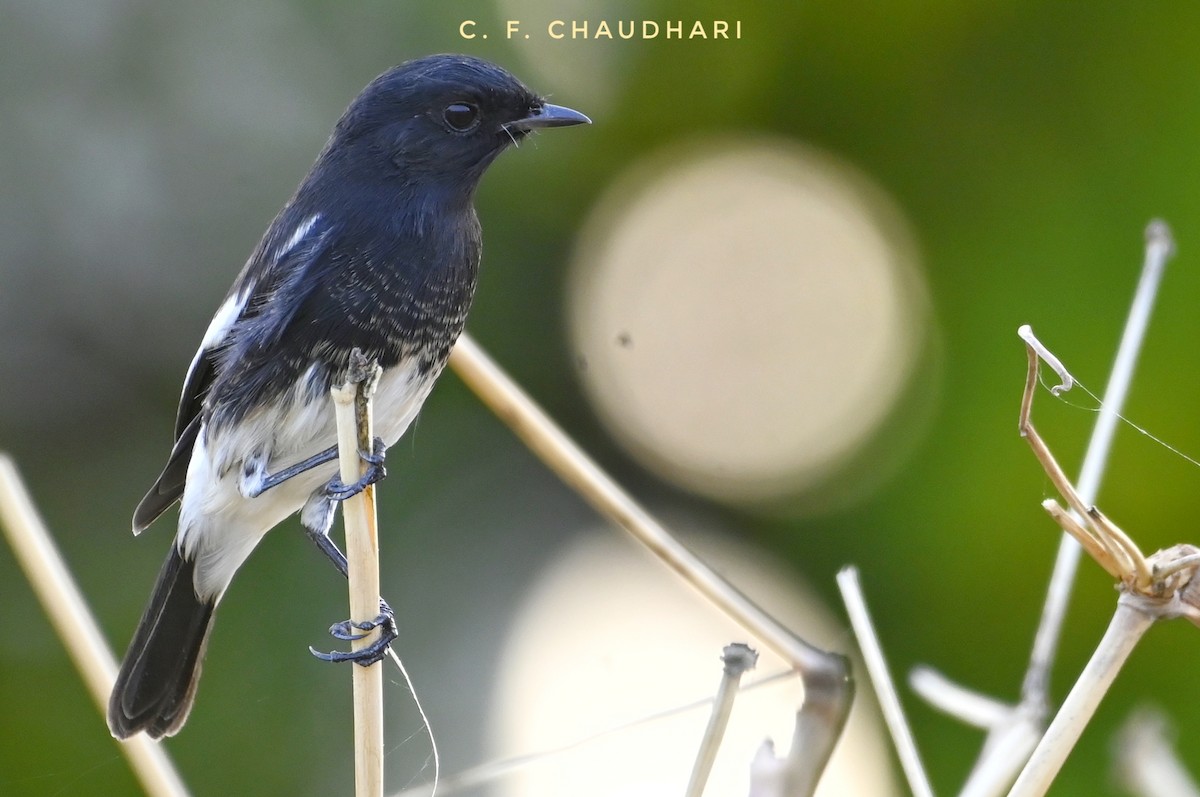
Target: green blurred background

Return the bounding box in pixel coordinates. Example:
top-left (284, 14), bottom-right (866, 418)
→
top-left (4, 1), bottom-right (1200, 795)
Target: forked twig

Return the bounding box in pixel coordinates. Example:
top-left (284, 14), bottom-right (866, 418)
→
top-left (1016, 327), bottom-right (1151, 589)
top-left (1007, 328), bottom-right (1200, 797)
top-left (912, 222), bottom-right (1175, 797)
top-left (1021, 220), bottom-right (1174, 705)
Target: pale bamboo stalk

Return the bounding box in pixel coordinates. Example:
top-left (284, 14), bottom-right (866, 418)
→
top-left (333, 362), bottom-right (384, 797)
top-left (0, 454), bottom-right (190, 797)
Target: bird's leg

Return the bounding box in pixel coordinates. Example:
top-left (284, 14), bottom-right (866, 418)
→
top-left (241, 446), bottom-right (338, 498)
top-left (299, 488), bottom-right (397, 666)
top-left (242, 437), bottom-right (386, 499)
top-left (324, 437), bottom-right (388, 500)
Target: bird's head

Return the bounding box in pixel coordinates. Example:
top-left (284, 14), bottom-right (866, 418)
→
top-left (320, 54), bottom-right (589, 193)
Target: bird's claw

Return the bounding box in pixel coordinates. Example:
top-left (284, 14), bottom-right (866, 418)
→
top-left (310, 600), bottom-right (397, 666)
top-left (327, 619), bottom-right (372, 641)
top-left (324, 437), bottom-right (388, 500)
top-left (360, 437), bottom-right (386, 467)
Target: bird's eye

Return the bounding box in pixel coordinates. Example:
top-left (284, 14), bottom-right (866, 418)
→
top-left (443, 102), bottom-right (480, 132)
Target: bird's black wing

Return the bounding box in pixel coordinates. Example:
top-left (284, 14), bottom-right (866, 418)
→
top-left (132, 213), bottom-right (335, 532)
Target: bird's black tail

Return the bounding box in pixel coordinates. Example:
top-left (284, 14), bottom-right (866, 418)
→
top-left (108, 545), bottom-right (215, 739)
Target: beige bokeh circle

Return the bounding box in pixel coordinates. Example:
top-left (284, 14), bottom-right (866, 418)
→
top-left (569, 140), bottom-right (928, 504)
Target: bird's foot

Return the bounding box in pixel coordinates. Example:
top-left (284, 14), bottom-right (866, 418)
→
top-left (310, 599), bottom-right (397, 666)
top-left (324, 437), bottom-right (387, 500)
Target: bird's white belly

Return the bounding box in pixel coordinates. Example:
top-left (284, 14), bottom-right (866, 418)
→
top-left (177, 358), bottom-right (435, 599)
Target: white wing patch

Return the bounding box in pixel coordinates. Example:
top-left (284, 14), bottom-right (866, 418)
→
top-left (201, 289), bottom-right (248, 351)
top-left (177, 287), bottom-right (249, 408)
top-left (277, 213), bottom-right (322, 262)
top-left (175, 212), bottom-right (322, 412)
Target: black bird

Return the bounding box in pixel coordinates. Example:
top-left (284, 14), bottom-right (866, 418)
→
top-left (108, 54), bottom-right (588, 740)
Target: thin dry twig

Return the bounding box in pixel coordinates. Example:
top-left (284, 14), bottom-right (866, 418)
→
top-left (837, 567), bottom-right (935, 797)
top-left (685, 643), bottom-right (759, 797)
top-left (909, 667), bottom-right (1012, 730)
top-left (332, 352), bottom-right (385, 797)
top-left (0, 454), bottom-right (191, 797)
top-left (1113, 708), bottom-right (1200, 797)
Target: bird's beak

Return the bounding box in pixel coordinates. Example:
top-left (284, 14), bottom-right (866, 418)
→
top-left (506, 103), bottom-right (591, 132)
